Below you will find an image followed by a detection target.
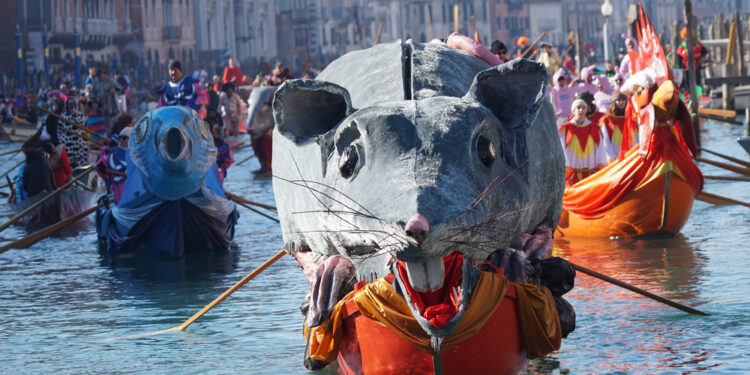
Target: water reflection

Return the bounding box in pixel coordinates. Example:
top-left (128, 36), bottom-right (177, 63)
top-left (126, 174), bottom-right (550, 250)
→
top-left (524, 235), bottom-right (715, 374)
top-left (97, 248), bottom-right (240, 304)
top-left (555, 234), bottom-right (707, 301)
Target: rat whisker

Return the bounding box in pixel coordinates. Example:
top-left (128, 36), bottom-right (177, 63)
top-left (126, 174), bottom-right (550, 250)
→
top-left (288, 153), bottom-right (360, 229)
top-left (275, 174), bottom-right (376, 220)
top-left (287, 179), bottom-right (380, 219)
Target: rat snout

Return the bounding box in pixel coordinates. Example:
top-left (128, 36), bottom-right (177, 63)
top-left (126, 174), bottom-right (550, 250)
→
top-left (404, 213), bottom-right (430, 244)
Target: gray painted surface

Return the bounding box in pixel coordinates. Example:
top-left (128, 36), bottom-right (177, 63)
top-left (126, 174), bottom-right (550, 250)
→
top-left (272, 41), bottom-right (565, 281)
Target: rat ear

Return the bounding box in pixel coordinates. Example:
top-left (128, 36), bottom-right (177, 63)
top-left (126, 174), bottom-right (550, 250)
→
top-left (464, 59), bottom-right (548, 130)
top-left (464, 60), bottom-right (548, 178)
top-left (273, 79), bottom-right (355, 144)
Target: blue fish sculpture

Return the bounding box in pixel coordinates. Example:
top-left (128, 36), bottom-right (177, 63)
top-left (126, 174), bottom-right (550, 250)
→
top-left (97, 106), bottom-right (239, 257)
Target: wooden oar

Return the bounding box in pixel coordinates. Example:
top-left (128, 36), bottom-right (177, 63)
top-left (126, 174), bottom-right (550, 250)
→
top-left (698, 107), bottom-right (737, 118)
top-left (235, 153), bottom-right (256, 166)
top-left (572, 263), bottom-right (710, 316)
top-left (224, 191), bottom-right (277, 211)
top-left (696, 156), bottom-right (750, 175)
top-left (228, 195), bottom-right (280, 223)
top-left (0, 199), bottom-right (110, 255)
top-left (703, 175), bottom-right (750, 182)
top-left (34, 105), bottom-right (97, 137)
top-left (0, 160), bottom-right (24, 180)
top-left (0, 149), bottom-right (22, 157)
top-left (521, 31), bottom-right (547, 59)
top-left (697, 191), bottom-right (750, 208)
top-left (0, 166), bottom-right (95, 234)
top-left (699, 147), bottom-right (750, 168)
top-left (698, 113), bottom-right (743, 125)
top-left (106, 249), bottom-right (287, 340)
top-left (229, 141), bottom-right (246, 151)
top-left (374, 23), bottom-right (383, 46)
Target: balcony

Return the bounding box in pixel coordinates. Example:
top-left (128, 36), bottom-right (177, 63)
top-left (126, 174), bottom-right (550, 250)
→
top-left (163, 26), bottom-right (182, 41)
top-left (82, 19), bottom-right (116, 36)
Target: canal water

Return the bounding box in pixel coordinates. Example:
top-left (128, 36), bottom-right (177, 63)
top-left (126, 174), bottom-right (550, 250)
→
top-left (1, 119), bottom-right (748, 374)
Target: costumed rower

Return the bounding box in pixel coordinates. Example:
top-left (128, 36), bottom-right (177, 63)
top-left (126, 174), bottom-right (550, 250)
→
top-left (558, 99), bottom-right (611, 186)
top-left (158, 60), bottom-right (206, 113)
top-left (599, 90), bottom-right (636, 162)
top-left (551, 68), bottom-right (575, 125)
top-left (96, 126), bottom-right (131, 204)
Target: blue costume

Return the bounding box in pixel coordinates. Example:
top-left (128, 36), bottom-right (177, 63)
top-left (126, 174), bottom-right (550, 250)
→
top-left (158, 75), bottom-right (203, 112)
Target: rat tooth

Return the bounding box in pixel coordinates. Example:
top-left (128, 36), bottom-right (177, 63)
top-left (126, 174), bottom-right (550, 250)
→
top-left (404, 257), bottom-right (445, 292)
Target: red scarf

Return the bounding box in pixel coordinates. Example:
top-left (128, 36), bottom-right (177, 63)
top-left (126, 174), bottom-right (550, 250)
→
top-left (396, 252), bottom-right (464, 329)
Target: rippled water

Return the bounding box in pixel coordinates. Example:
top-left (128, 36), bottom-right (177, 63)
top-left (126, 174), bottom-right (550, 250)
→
top-left (1, 119), bottom-right (749, 374)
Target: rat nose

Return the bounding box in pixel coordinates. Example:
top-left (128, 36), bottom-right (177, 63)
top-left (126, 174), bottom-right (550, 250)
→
top-left (404, 213), bottom-right (430, 244)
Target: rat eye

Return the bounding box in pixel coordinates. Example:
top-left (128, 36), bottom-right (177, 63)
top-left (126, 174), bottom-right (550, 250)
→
top-left (477, 135), bottom-right (495, 168)
top-left (339, 145), bottom-right (359, 178)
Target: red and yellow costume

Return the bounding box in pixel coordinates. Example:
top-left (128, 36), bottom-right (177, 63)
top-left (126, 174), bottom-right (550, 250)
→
top-left (558, 118), bottom-right (611, 187)
top-left (558, 81), bottom-right (703, 237)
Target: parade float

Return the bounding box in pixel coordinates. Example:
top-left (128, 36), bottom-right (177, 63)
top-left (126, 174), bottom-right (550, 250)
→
top-left (96, 106), bottom-right (238, 257)
top-left (271, 40), bottom-right (575, 374)
top-left (556, 6), bottom-right (704, 238)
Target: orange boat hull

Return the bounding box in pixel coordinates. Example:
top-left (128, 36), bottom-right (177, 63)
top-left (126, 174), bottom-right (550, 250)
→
top-left (556, 172), bottom-right (696, 238)
top-left (336, 284), bottom-right (526, 375)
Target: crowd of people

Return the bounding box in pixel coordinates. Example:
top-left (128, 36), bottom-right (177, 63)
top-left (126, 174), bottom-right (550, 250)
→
top-left (478, 27), bottom-right (706, 188)
top-left (1, 26), bottom-right (709, 204)
top-left (2, 52), bottom-right (303, 205)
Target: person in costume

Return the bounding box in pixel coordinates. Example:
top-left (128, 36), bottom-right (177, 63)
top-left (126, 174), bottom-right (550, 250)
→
top-left (571, 65), bottom-right (597, 95)
top-left (619, 35), bottom-right (638, 77)
top-left (96, 126), bottom-right (131, 204)
top-left (593, 76), bottom-right (613, 113)
top-left (538, 42), bottom-right (562, 79)
top-left (558, 99), bottom-right (611, 186)
top-left (599, 90), bottom-right (634, 161)
top-left (219, 83), bottom-right (247, 137)
top-left (207, 120), bottom-right (233, 183)
top-left (158, 60), bottom-right (206, 113)
top-left (222, 57), bottom-right (244, 86)
top-left (515, 36), bottom-right (537, 59)
top-left (490, 40), bottom-right (510, 63)
top-left (551, 68), bottom-right (575, 124)
top-left (676, 27), bottom-right (709, 89)
top-left (59, 97), bottom-right (90, 169)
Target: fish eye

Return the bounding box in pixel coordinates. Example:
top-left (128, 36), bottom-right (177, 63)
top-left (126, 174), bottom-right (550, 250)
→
top-left (477, 135), bottom-right (495, 168)
top-left (134, 116), bottom-right (148, 143)
top-left (339, 145), bottom-right (359, 178)
top-left (198, 118), bottom-right (211, 140)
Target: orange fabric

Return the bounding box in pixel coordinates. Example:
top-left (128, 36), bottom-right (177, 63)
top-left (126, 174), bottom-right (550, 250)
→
top-left (565, 166), bottom-right (601, 187)
top-left (559, 121), bottom-right (602, 147)
top-left (563, 123), bottom-right (703, 219)
top-left (515, 282), bottom-right (562, 359)
top-left (617, 101), bottom-right (640, 159)
top-left (304, 267), bottom-right (562, 364)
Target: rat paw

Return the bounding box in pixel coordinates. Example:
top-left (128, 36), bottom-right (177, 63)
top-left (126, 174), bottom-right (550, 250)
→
top-left (307, 255), bottom-right (356, 328)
